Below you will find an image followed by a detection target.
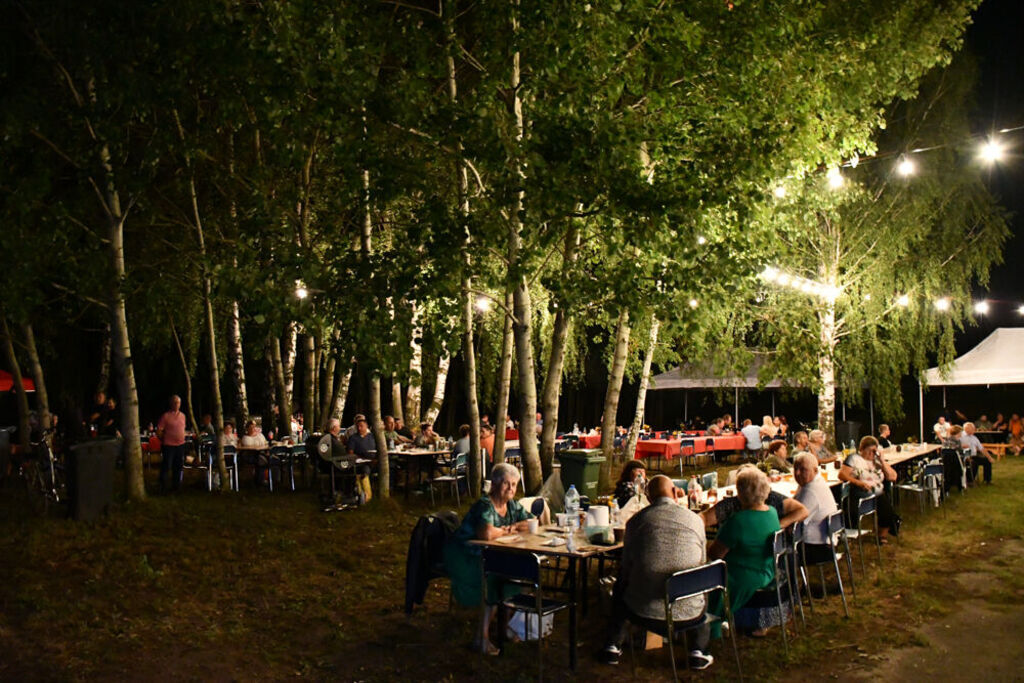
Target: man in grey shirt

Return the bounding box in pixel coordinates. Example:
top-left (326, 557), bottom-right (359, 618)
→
top-left (793, 453), bottom-right (838, 546)
top-left (960, 422), bottom-right (994, 484)
top-left (600, 475), bottom-right (713, 669)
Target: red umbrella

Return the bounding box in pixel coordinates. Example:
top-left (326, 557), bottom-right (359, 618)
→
top-left (0, 369), bottom-right (35, 392)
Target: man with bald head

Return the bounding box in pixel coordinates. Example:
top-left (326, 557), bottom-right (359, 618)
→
top-left (600, 475), bottom-right (714, 670)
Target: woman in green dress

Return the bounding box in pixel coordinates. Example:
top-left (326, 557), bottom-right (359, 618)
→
top-left (708, 467), bottom-right (781, 637)
top-left (444, 462), bottom-right (534, 654)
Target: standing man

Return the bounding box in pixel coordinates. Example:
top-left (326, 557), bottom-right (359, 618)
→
top-left (157, 395), bottom-right (187, 493)
top-left (960, 422), bottom-right (994, 485)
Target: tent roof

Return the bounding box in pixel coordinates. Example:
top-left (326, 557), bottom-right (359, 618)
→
top-left (0, 369), bottom-right (35, 392)
top-left (922, 327), bottom-right (1024, 386)
top-left (649, 354), bottom-right (796, 390)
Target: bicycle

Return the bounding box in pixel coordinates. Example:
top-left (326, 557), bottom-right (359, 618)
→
top-left (19, 428), bottom-right (66, 516)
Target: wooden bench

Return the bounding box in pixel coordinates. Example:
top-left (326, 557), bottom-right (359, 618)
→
top-left (982, 442), bottom-right (1010, 460)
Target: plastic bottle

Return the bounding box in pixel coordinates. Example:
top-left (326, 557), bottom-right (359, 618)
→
top-left (688, 475), bottom-right (702, 509)
top-left (565, 484), bottom-right (580, 519)
top-left (609, 498), bottom-right (620, 525)
top-left (573, 422), bottom-right (579, 434)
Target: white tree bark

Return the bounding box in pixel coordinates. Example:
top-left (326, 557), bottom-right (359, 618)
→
top-left (625, 315), bottom-right (659, 459)
top-left (492, 290), bottom-right (514, 464)
top-left (227, 298), bottom-right (249, 427)
top-left (405, 302), bottom-right (423, 424)
top-left (422, 352), bottom-right (451, 427)
top-left (22, 323), bottom-right (51, 447)
top-left (600, 309), bottom-right (631, 461)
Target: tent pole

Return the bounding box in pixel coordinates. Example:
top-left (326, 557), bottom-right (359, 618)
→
top-left (919, 381), bottom-right (925, 443)
top-left (734, 387), bottom-right (739, 426)
top-left (771, 392), bottom-right (775, 418)
top-left (684, 390), bottom-right (688, 424)
top-left (942, 386), bottom-right (946, 408)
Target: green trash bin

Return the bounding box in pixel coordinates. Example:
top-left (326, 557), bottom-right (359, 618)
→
top-left (557, 449), bottom-right (606, 500)
top-left (68, 439), bottom-right (120, 521)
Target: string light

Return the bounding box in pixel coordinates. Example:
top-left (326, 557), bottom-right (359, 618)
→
top-left (896, 156), bottom-right (916, 176)
top-left (979, 138), bottom-right (1006, 164)
top-left (773, 185), bottom-right (787, 198)
top-left (827, 167), bottom-right (844, 189)
top-left (863, 293), bottom-right (872, 301)
top-left (696, 235), bottom-right (707, 245)
top-left (688, 298), bottom-right (699, 309)
top-left (897, 294), bottom-right (910, 307)
top-left (759, 267), bottom-right (839, 301)
top-left (973, 300), bottom-right (989, 315)
top-left (295, 281), bottom-right (309, 299)
top-left (934, 297), bottom-right (950, 311)
top-left (1018, 304), bottom-right (1024, 315)
top-left (475, 296), bottom-right (492, 312)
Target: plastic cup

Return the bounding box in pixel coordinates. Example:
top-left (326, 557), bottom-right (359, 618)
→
top-left (556, 512), bottom-right (568, 526)
top-left (527, 518), bottom-right (539, 534)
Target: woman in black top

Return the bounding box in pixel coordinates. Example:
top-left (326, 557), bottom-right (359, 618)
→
top-left (614, 460), bottom-right (647, 509)
top-left (877, 424), bottom-right (892, 449)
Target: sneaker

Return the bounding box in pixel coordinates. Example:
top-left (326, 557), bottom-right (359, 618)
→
top-left (598, 645), bottom-right (621, 665)
top-left (688, 650), bottom-right (714, 670)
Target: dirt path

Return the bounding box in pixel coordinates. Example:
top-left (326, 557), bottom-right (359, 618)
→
top-left (834, 540), bottom-right (1024, 682)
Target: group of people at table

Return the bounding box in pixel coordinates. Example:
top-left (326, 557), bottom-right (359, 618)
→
top-left (444, 426), bottom-right (907, 670)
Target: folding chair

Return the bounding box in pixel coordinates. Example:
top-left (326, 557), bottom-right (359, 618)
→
top-left (844, 493), bottom-right (881, 575)
top-left (430, 451), bottom-right (467, 507)
top-left (896, 459), bottom-right (944, 514)
top-left (481, 549), bottom-right (571, 680)
top-left (627, 559), bottom-right (743, 682)
top-left (206, 443), bottom-right (239, 492)
top-left (797, 512), bottom-right (853, 616)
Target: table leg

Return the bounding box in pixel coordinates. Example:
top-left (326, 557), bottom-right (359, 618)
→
top-left (569, 556), bottom-right (578, 671)
top-left (581, 556), bottom-right (589, 618)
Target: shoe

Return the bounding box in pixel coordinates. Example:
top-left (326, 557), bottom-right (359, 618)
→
top-left (598, 645), bottom-right (621, 665)
top-left (689, 650), bottom-right (714, 670)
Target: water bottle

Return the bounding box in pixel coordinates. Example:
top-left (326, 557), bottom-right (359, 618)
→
top-left (565, 484), bottom-right (580, 518)
top-left (573, 422), bottom-right (579, 434)
top-left (609, 498), bottom-right (620, 525)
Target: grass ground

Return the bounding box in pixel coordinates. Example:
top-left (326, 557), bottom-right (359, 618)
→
top-left (1, 456), bottom-right (1022, 681)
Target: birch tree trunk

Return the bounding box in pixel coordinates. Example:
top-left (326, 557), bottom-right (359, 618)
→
top-left (330, 360), bottom-right (353, 422)
top-left (282, 322), bottom-right (297, 411)
top-left (22, 323), bottom-right (51, 446)
top-left (391, 378), bottom-right (404, 422)
top-left (320, 352), bottom-right (337, 430)
top-left (227, 298), bottom-right (249, 427)
top-left (817, 304), bottom-right (838, 448)
top-left (446, 0), bottom-right (481, 497)
top-left (423, 353), bottom-right (451, 426)
top-left (625, 315), bottom-right (659, 459)
top-left (600, 309), bottom-right (631, 463)
top-left (96, 322), bottom-right (111, 396)
top-left (302, 333), bottom-right (316, 437)
top-left (103, 143), bottom-right (145, 501)
top-left (492, 290), bottom-right (514, 465)
top-left (507, 3), bottom-right (542, 494)
top-left (404, 302), bottom-right (423, 424)
top-left (1, 318), bottom-right (30, 454)
top-left (170, 321), bottom-right (199, 435)
top-left (270, 333), bottom-right (291, 437)
top-left (539, 225), bottom-right (579, 479)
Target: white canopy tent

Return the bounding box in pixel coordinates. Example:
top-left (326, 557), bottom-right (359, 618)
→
top-left (919, 328), bottom-right (1024, 440)
top-left (649, 354), bottom-right (798, 425)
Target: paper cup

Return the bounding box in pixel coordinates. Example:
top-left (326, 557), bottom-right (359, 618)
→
top-left (556, 512), bottom-right (569, 526)
top-left (527, 518), bottom-right (539, 534)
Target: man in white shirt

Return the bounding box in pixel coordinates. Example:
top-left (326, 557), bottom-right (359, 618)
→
top-left (933, 416), bottom-right (949, 442)
top-left (740, 419), bottom-right (761, 452)
top-left (960, 422), bottom-right (994, 484)
top-left (793, 453), bottom-right (838, 545)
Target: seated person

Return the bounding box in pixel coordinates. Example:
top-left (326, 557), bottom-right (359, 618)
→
top-left (877, 424), bottom-right (892, 449)
top-left (763, 441), bottom-right (792, 473)
top-left (346, 417), bottom-right (376, 459)
top-left (345, 414), bottom-right (366, 439)
top-left (839, 436), bottom-right (899, 541)
top-left (960, 422), bottom-right (994, 485)
top-left (613, 461), bottom-right (647, 510)
top-left (740, 419), bottom-right (761, 451)
top-left (793, 453), bottom-right (839, 560)
top-left (707, 418), bottom-right (724, 436)
top-left (701, 465), bottom-right (807, 530)
top-left (199, 413), bottom-right (216, 439)
top-left (775, 416), bottom-right (788, 439)
top-left (721, 415), bottom-right (734, 433)
top-left (453, 423), bottom-right (471, 455)
top-left (1009, 414), bottom-right (1023, 456)
top-left (383, 415), bottom-right (409, 446)
top-left (220, 421), bottom-right (238, 448)
top-left (443, 463), bottom-right (534, 655)
top-left (394, 417), bottom-right (415, 441)
top-left (942, 424), bottom-right (963, 450)
top-left (759, 415), bottom-right (778, 440)
top-left (808, 429), bottom-right (838, 465)
top-left (414, 422), bottom-right (440, 448)
top-left (791, 430), bottom-right (810, 454)
top-left (239, 420), bottom-right (268, 449)
top-left (480, 424), bottom-right (496, 462)
top-left (976, 414), bottom-right (994, 432)
top-left (992, 413), bottom-right (1007, 433)
top-left (708, 468), bottom-right (781, 637)
top-left (933, 416), bottom-right (950, 442)
top-left (600, 475), bottom-right (712, 670)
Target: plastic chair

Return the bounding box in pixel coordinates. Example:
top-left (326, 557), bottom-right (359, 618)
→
top-left (430, 452), bottom-right (467, 507)
top-left (797, 512), bottom-right (853, 616)
top-left (206, 443), bottom-right (239, 492)
top-left (844, 493), bottom-right (881, 575)
top-left (481, 549), bottom-right (571, 680)
top-left (627, 559), bottom-right (743, 682)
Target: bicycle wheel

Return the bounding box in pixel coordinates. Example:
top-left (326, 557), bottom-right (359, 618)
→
top-left (23, 460), bottom-right (49, 516)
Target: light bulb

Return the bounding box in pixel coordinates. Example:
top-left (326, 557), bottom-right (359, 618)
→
top-left (979, 139), bottom-right (1005, 164)
top-left (688, 299), bottom-right (699, 309)
top-left (896, 157), bottom-right (916, 176)
top-left (475, 297), bottom-right (492, 312)
top-left (777, 273), bottom-right (791, 286)
top-left (863, 293), bottom-right (872, 301)
top-left (827, 167), bottom-right (844, 189)
top-left (295, 286), bottom-right (308, 300)
top-left (1018, 304), bottom-right (1024, 315)
top-left (896, 294), bottom-right (910, 307)
top-left (697, 235), bottom-right (707, 245)
top-left (973, 300), bottom-right (989, 315)
top-left (773, 185), bottom-right (787, 198)
top-left (934, 297), bottom-right (950, 312)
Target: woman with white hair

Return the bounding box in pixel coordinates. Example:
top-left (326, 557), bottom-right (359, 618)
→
top-left (443, 463), bottom-right (534, 654)
top-left (708, 467), bottom-right (781, 637)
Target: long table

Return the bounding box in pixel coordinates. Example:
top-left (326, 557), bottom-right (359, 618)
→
top-left (881, 443), bottom-right (941, 467)
top-left (470, 527), bottom-right (621, 670)
top-left (632, 434), bottom-right (749, 461)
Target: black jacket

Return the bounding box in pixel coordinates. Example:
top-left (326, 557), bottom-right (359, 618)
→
top-left (404, 511), bottom-right (459, 615)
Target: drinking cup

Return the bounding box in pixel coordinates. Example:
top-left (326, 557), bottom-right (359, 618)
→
top-left (556, 512), bottom-right (568, 526)
top-left (527, 518), bottom-right (539, 534)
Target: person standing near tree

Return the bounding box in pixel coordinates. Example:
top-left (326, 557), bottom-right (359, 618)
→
top-left (157, 395), bottom-right (187, 493)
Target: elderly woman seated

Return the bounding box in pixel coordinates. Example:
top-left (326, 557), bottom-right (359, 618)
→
top-left (763, 440), bottom-right (792, 473)
top-left (443, 463), bottom-right (535, 655)
top-left (839, 435), bottom-right (899, 541)
top-left (708, 467), bottom-right (781, 637)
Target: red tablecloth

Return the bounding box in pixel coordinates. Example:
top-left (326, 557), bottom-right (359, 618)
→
top-left (505, 429), bottom-right (519, 441)
top-left (711, 434), bottom-right (747, 451)
top-left (577, 434), bottom-right (602, 448)
top-left (634, 439), bottom-right (682, 459)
